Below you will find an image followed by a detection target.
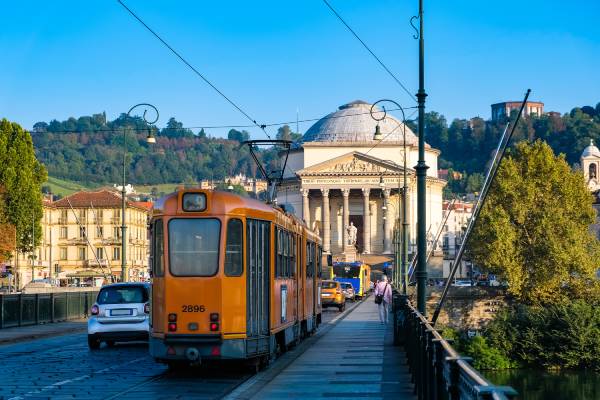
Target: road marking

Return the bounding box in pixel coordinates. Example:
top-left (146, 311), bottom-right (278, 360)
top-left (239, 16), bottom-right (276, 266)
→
top-left (7, 357), bottom-right (146, 400)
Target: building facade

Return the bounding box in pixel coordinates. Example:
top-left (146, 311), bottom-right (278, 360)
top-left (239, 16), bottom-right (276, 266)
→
top-left (491, 101), bottom-right (544, 121)
top-left (12, 189), bottom-right (151, 288)
top-left (279, 100), bottom-right (446, 264)
top-left (441, 200), bottom-right (474, 279)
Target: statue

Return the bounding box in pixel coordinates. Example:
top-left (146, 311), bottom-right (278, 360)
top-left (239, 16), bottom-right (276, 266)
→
top-left (347, 221), bottom-right (358, 246)
top-left (312, 221), bottom-right (320, 236)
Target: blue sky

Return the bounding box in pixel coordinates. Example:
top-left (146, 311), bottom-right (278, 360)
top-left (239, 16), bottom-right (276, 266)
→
top-left (1, 0), bottom-right (598, 139)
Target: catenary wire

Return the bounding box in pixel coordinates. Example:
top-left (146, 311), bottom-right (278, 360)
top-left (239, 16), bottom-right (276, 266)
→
top-left (32, 106), bottom-right (418, 134)
top-left (363, 108), bottom-right (418, 156)
top-left (322, 0), bottom-right (416, 102)
top-left (116, 0), bottom-right (272, 139)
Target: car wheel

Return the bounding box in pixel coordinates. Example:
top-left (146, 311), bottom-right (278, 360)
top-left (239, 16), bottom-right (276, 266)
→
top-left (339, 303), bottom-right (345, 312)
top-left (88, 336), bottom-right (101, 350)
top-left (106, 340), bottom-right (115, 347)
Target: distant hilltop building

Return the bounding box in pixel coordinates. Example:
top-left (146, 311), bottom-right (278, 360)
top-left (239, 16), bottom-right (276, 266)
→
top-left (491, 101), bottom-right (544, 121)
top-left (199, 174), bottom-right (268, 194)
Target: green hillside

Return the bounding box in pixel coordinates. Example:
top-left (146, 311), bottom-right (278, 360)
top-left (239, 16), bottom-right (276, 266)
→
top-left (45, 176), bottom-right (94, 197)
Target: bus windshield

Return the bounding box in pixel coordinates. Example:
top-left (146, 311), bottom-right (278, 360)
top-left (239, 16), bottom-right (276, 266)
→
top-left (168, 218), bottom-right (221, 276)
top-left (332, 265), bottom-right (360, 278)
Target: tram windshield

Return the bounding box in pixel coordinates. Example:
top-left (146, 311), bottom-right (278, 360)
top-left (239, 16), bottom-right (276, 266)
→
top-left (332, 265), bottom-right (361, 278)
top-left (168, 218), bottom-right (221, 276)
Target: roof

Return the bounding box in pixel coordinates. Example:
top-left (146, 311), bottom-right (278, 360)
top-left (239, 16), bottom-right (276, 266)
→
top-left (302, 100), bottom-right (418, 144)
top-left (582, 139), bottom-right (600, 158)
top-left (131, 201), bottom-right (153, 210)
top-left (52, 189), bottom-right (149, 211)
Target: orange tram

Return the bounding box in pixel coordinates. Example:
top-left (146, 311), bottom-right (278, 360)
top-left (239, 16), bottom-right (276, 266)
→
top-left (148, 189), bottom-right (323, 368)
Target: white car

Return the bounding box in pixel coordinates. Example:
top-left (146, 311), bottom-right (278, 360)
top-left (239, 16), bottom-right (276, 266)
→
top-left (87, 283), bottom-right (150, 349)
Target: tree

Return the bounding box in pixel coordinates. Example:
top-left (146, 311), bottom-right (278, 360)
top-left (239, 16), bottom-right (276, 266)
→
top-left (467, 140), bottom-right (600, 304)
top-left (0, 119), bottom-right (47, 252)
top-left (227, 129), bottom-right (249, 143)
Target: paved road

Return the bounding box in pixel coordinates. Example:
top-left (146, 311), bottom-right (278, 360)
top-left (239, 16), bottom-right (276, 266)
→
top-left (0, 308), bottom-right (344, 399)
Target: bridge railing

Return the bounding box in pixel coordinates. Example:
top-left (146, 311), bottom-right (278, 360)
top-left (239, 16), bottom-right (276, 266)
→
top-left (393, 294), bottom-right (517, 400)
top-left (0, 291), bottom-right (98, 329)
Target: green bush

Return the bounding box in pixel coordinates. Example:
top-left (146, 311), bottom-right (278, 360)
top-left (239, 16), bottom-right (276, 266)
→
top-left (462, 336), bottom-right (515, 370)
top-left (484, 300), bottom-right (600, 370)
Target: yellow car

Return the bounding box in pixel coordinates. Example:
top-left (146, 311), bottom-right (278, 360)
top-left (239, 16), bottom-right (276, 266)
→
top-left (321, 280), bottom-right (345, 312)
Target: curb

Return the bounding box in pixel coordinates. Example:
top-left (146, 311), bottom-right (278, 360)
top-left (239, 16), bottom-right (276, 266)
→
top-left (0, 323), bottom-right (87, 346)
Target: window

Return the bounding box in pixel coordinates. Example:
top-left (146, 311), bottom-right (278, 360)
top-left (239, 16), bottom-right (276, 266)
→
top-left (590, 163), bottom-right (597, 179)
top-left (306, 241), bottom-right (314, 277)
top-left (151, 219), bottom-right (164, 277)
top-left (113, 247), bottom-right (121, 261)
top-left (60, 226), bottom-right (68, 239)
top-left (79, 209), bottom-right (86, 221)
top-left (96, 209), bottom-right (103, 223)
top-left (59, 247), bottom-right (67, 260)
top-left (96, 226), bottom-right (103, 238)
top-left (225, 219), bottom-right (243, 276)
top-left (114, 227), bottom-right (120, 239)
top-left (97, 285), bottom-right (148, 305)
top-left (78, 247), bottom-right (87, 260)
top-left (79, 227), bottom-right (86, 238)
top-left (60, 210), bottom-right (68, 224)
top-left (168, 218), bottom-right (221, 276)
top-left (96, 247), bottom-right (104, 259)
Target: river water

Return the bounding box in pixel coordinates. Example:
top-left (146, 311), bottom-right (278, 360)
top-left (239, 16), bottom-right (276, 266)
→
top-left (485, 369), bottom-right (600, 399)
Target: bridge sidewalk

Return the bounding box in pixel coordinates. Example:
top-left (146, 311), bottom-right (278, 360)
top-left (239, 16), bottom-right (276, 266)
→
top-left (0, 319), bottom-right (87, 345)
top-left (250, 299), bottom-right (415, 399)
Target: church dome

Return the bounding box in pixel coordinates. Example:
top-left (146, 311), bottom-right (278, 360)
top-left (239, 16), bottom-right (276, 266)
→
top-left (302, 100), bottom-right (417, 144)
top-left (582, 139), bottom-right (600, 158)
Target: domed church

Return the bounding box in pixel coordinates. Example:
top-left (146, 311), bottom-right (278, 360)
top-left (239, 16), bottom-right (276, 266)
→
top-left (280, 100), bottom-right (446, 263)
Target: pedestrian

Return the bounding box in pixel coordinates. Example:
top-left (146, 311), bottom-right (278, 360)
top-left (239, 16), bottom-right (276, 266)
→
top-left (374, 275), bottom-right (392, 324)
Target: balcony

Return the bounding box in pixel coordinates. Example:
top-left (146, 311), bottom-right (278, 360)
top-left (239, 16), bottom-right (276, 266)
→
top-left (58, 218), bottom-right (68, 225)
top-left (102, 237), bottom-right (122, 246)
top-left (68, 237), bottom-right (88, 245)
top-left (111, 217), bottom-right (121, 224)
top-left (84, 259), bottom-right (109, 267)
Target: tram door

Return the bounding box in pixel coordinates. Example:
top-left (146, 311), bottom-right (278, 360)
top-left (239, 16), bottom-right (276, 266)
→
top-left (246, 219), bottom-right (270, 355)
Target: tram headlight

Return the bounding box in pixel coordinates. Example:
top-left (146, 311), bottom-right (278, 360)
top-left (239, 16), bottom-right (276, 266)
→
top-left (210, 313), bottom-right (219, 322)
top-left (168, 313), bottom-right (177, 322)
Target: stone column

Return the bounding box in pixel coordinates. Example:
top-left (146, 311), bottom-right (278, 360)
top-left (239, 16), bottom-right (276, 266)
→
top-left (342, 188), bottom-right (350, 251)
top-left (302, 189), bottom-right (310, 228)
top-left (321, 188), bottom-right (331, 254)
top-left (362, 188), bottom-right (371, 254)
top-left (383, 189), bottom-right (392, 253)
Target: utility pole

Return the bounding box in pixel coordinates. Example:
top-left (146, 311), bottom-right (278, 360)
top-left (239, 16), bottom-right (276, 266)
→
top-left (415, 0), bottom-right (429, 315)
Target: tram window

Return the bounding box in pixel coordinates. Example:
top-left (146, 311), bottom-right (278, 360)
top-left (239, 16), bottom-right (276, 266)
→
top-left (225, 218), bottom-right (243, 277)
top-left (276, 229), bottom-right (282, 278)
top-left (290, 235), bottom-right (296, 277)
top-left (168, 218), bottom-right (220, 276)
top-left (152, 219), bottom-right (164, 277)
top-left (317, 245), bottom-right (322, 278)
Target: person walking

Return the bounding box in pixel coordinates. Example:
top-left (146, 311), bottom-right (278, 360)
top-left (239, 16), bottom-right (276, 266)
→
top-left (374, 275), bottom-right (392, 324)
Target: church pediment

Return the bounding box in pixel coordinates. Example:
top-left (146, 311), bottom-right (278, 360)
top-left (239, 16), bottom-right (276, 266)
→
top-left (297, 152), bottom-right (409, 176)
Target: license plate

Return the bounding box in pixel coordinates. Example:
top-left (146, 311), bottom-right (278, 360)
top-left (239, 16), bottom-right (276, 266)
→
top-left (322, 293), bottom-right (331, 297)
top-left (111, 309), bottom-right (133, 316)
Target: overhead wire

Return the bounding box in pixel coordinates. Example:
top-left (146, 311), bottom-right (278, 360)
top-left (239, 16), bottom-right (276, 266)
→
top-left (322, 0), bottom-right (416, 102)
top-left (32, 105), bottom-right (417, 134)
top-left (116, 0), bottom-right (272, 139)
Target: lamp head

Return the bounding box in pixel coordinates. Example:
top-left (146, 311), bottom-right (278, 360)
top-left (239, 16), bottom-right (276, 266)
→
top-left (146, 131), bottom-right (156, 144)
top-left (373, 124), bottom-right (383, 141)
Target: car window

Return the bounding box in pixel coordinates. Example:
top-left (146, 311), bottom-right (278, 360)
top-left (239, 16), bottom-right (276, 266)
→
top-left (97, 286), bottom-right (148, 304)
top-left (322, 281), bottom-right (337, 289)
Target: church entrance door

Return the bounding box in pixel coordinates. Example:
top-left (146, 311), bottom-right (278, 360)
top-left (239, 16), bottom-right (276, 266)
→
top-left (349, 215), bottom-right (364, 253)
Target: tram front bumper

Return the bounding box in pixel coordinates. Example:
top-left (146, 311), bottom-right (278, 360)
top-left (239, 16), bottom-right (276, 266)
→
top-left (150, 335), bottom-right (246, 361)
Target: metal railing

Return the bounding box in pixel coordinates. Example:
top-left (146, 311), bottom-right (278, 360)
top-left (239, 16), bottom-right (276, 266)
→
top-left (393, 294), bottom-right (517, 400)
top-left (0, 291), bottom-right (98, 329)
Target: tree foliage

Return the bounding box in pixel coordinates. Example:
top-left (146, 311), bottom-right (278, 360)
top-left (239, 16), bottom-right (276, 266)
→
top-left (0, 119), bottom-right (47, 253)
top-left (30, 115), bottom-right (301, 187)
top-left (485, 300), bottom-right (600, 370)
top-left (467, 140), bottom-right (600, 304)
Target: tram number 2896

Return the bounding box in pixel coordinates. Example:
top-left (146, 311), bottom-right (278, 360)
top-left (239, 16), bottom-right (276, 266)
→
top-left (182, 305), bottom-right (206, 312)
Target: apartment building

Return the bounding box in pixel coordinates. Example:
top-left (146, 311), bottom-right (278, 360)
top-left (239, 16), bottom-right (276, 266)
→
top-left (13, 189), bottom-right (151, 288)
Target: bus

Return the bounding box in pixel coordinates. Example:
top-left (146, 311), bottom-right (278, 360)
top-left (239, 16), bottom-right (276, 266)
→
top-left (331, 261), bottom-right (371, 299)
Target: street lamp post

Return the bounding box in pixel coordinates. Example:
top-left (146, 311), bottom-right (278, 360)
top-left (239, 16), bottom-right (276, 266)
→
top-left (120, 103), bottom-right (158, 282)
top-left (414, 0), bottom-right (428, 315)
top-left (371, 100), bottom-right (410, 295)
